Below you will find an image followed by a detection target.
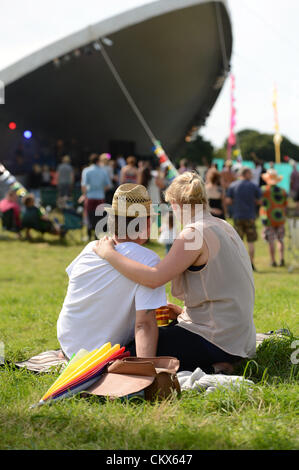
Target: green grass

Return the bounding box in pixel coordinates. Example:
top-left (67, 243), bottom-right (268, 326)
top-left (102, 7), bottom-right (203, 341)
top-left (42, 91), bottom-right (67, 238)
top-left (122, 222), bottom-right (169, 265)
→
top-left (0, 225), bottom-right (298, 450)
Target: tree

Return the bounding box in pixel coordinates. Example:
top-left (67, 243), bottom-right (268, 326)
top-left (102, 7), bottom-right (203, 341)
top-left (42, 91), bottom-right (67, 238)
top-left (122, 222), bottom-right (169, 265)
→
top-left (178, 134), bottom-right (214, 166)
top-left (219, 129), bottom-right (299, 162)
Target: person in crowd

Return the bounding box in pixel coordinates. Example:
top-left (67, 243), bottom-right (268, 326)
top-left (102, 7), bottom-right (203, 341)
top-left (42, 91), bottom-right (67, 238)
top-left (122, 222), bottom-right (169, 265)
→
top-left (99, 153), bottom-right (113, 179)
top-left (251, 160), bottom-right (263, 187)
top-left (50, 167), bottom-right (58, 187)
top-left (138, 164), bottom-right (165, 206)
top-left (119, 156), bottom-right (138, 184)
top-left (258, 161), bottom-right (267, 187)
top-left (138, 163), bottom-right (165, 232)
top-left (178, 158), bottom-right (189, 175)
top-left (116, 155), bottom-right (126, 170)
top-left (28, 164), bottom-right (42, 205)
top-left (105, 158), bottom-right (120, 205)
top-left (21, 194), bottom-right (66, 240)
top-left (93, 171), bottom-right (256, 374)
top-left (57, 155), bottom-right (74, 200)
top-left (226, 167), bottom-right (262, 271)
top-left (204, 163), bottom-right (218, 183)
top-left (79, 153), bottom-right (112, 240)
top-left (158, 210), bottom-right (177, 254)
top-left (260, 169), bottom-right (288, 267)
top-left (220, 160), bottom-right (237, 190)
top-left (57, 184), bottom-right (166, 360)
top-left (41, 165), bottom-right (52, 187)
top-left (99, 153), bottom-right (116, 206)
top-left (220, 160), bottom-right (237, 217)
top-left (290, 161), bottom-right (299, 201)
top-left (205, 169), bottom-right (225, 219)
top-left (0, 189), bottom-right (22, 236)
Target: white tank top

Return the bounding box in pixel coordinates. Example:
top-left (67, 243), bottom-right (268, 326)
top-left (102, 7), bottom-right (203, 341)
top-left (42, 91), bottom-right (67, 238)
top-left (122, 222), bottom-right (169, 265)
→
top-left (172, 212), bottom-right (256, 358)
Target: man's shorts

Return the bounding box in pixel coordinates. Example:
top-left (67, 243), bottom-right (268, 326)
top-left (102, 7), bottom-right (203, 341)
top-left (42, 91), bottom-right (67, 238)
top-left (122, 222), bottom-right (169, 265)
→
top-left (234, 219), bottom-right (258, 243)
top-left (263, 225), bottom-right (285, 243)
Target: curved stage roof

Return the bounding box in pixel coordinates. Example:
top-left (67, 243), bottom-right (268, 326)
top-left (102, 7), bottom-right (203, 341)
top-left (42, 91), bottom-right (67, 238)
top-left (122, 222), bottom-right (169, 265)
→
top-left (0, 0), bottom-right (232, 164)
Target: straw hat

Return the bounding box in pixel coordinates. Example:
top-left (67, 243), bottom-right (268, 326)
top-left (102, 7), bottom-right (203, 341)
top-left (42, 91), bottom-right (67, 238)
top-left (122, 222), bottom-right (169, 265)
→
top-left (107, 183), bottom-right (152, 217)
top-left (85, 357), bottom-right (180, 401)
top-left (261, 169), bottom-right (283, 185)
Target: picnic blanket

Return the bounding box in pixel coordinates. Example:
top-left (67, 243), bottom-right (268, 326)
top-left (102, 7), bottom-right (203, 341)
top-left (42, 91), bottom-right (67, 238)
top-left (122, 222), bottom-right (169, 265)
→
top-left (10, 330), bottom-right (291, 374)
top-left (14, 350), bottom-right (68, 373)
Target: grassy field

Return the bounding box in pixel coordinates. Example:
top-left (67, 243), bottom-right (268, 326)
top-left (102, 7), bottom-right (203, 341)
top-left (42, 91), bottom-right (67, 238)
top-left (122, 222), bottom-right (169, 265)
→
top-left (0, 224), bottom-right (298, 450)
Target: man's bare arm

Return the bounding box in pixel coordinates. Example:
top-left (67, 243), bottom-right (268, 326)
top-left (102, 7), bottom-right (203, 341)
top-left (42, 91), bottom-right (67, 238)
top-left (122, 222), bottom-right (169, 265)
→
top-left (135, 308), bottom-right (158, 357)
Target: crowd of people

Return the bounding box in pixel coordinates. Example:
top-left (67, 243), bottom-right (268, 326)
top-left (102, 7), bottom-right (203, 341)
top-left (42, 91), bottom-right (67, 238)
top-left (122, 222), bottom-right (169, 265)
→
top-left (1, 149), bottom-right (299, 270)
top-left (0, 150), bottom-right (171, 241)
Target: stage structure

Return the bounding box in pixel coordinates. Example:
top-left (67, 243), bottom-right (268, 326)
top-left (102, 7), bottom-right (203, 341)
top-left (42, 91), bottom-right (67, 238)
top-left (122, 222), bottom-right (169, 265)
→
top-left (0, 0), bottom-right (233, 169)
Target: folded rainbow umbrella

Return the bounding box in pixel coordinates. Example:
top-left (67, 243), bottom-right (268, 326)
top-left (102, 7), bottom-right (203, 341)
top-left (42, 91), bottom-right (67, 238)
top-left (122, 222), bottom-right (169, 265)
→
top-left (31, 342), bottom-right (129, 408)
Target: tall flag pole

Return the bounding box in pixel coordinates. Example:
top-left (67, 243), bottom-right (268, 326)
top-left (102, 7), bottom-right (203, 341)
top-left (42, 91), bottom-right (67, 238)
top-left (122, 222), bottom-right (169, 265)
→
top-left (152, 140), bottom-right (178, 183)
top-left (272, 84), bottom-right (282, 164)
top-left (227, 74), bottom-right (237, 160)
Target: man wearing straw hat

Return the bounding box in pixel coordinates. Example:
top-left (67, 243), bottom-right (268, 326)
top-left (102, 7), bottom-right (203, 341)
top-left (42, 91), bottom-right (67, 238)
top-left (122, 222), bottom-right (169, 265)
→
top-left (57, 184), bottom-right (166, 360)
top-left (260, 169), bottom-right (288, 267)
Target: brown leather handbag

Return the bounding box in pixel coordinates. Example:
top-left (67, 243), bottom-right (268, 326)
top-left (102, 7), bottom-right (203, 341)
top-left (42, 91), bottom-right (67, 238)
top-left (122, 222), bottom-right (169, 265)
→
top-left (85, 356), bottom-right (181, 401)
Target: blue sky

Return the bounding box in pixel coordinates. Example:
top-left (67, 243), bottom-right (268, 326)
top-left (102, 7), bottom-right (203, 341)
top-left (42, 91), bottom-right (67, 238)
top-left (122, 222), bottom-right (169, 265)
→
top-left (1, 0), bottom-right (298, 149)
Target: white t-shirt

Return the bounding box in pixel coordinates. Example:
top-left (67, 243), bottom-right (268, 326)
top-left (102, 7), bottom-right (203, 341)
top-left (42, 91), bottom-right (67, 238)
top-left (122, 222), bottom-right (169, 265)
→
top-left (57, 241), bottom-right (166, 358)
top-left (251, 166), bottom-right (262, 186)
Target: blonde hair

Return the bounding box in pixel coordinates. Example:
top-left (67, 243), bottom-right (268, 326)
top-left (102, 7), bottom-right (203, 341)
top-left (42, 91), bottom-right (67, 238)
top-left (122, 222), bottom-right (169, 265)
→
top-left (164, 171), bottom-right (208, 206)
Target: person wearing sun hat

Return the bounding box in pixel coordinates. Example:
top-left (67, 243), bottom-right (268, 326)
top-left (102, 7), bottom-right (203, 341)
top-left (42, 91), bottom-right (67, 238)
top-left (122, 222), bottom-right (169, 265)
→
top-left (260, 169), bottom-right (288, 267)
top-left (57, 183), bottom-right (166, 359)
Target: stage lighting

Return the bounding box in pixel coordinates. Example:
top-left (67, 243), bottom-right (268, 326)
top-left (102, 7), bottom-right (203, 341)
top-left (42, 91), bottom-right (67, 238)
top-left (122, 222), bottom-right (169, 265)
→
top-left (23, 130), bottom-right (32, 139)
top-left (8, 122), bottom-right (17, 130)
top-left (93, 41), bottom-right (102, 51)
top-left (102, 37), bottom-right (113, 46)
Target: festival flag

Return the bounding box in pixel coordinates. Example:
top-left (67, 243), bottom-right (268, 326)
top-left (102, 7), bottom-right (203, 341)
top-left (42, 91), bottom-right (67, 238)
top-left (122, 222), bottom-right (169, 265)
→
top-left (227, 74), bottom-right (237, 159)
top-left (152, 140), bottom-right (178, 182)
top-left (0, 163), bottom-right (27, 198)
top-left (31, 343), bottom-right (130, 407)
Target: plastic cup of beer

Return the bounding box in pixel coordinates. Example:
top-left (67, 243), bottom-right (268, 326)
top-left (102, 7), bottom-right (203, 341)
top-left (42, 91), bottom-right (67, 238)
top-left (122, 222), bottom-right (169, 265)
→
top-left (156, 306), bottom-right (170, 326)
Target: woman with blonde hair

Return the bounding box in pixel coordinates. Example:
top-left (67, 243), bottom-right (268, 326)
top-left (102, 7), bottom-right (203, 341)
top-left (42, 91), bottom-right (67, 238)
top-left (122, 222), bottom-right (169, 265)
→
top-left (93, 171), bottom-right (256, 373)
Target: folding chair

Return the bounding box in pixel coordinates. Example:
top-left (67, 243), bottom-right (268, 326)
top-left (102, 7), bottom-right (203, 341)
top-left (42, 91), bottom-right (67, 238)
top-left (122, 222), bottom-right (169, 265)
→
top-left (287, 215), bottom-right (299, 272)
top-left (40, 187), bottom-right (58, 210)
top-left (0, 208), bottom-right (21, 238)
top-left (62, 208), bottom-right (83, 242)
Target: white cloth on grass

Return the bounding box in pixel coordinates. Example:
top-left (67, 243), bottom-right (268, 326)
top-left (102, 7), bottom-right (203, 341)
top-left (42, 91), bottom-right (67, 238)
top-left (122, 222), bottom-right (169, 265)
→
top-left (177, 368), bottom-right (254, 394)
top-left (57, 241), bottom-right (167, 359)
